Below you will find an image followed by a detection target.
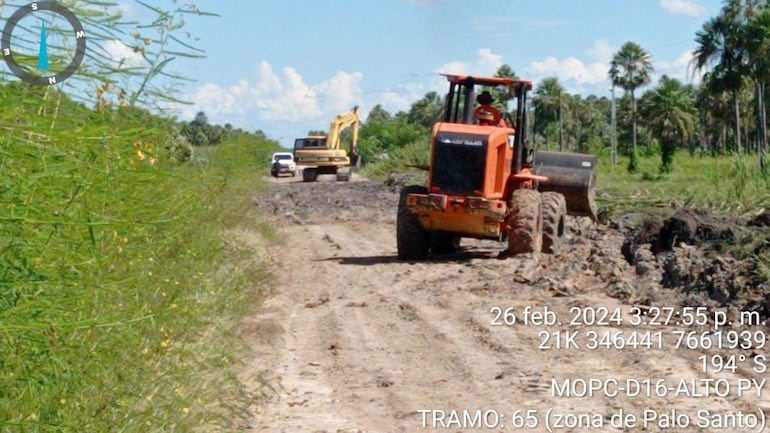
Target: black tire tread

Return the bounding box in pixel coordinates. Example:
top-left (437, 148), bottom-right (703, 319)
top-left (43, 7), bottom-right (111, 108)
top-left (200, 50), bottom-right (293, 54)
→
top-left (508, 189), bottom-right (543, 254)
top-left (397, 185), bottom-right (430, 260)
top-left (541, 192), bottom-right (567, 254)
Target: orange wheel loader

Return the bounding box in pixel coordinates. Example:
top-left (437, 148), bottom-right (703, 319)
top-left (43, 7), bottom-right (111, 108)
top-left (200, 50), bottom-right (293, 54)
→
top-left (397, 75), bottom-right (597, 260)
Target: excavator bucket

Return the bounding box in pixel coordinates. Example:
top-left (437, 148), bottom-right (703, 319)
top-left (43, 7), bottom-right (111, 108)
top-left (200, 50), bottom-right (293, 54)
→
top-left (533, 151), bottom-right (598, 221)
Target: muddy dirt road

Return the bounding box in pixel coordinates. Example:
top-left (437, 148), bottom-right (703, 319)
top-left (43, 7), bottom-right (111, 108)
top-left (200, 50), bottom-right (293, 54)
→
top-left (242, 175), bottom-right (770, 432)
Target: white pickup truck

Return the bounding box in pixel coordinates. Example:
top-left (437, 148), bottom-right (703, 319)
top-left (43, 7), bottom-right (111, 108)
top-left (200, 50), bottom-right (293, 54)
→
top-left (270, 152), bottom-right (297, 177)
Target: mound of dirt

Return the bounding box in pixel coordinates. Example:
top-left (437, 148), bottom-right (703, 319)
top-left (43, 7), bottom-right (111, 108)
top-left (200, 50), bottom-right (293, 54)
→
top-left (254, 179), bottom-right (399, 226)
top-left (618, 207), bottom-right (770, 317)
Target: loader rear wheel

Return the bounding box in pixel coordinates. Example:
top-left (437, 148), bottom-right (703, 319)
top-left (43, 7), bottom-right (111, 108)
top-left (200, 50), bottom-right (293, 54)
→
top-left (430, 231), bottom-right (460, 255)
top-left (302, 168), bottom-right (318, 182)
top-left (541, 192), bottom-right (567, 254)
top-left (508, 189), bottom-right (543, 255)
top-left (397, 185), bottom-right (430, 260)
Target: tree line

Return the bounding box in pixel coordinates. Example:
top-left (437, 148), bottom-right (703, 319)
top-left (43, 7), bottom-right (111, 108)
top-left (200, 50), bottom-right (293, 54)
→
top-left (358, 0), bottom-right (770, 174)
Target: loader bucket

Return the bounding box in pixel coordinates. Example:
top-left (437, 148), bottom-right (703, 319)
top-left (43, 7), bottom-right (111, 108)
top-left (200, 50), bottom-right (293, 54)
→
top-left (533, 151), bottom-right (597, 221)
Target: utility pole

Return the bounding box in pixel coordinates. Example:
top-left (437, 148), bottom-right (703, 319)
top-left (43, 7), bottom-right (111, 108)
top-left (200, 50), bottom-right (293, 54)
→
top-left (558, 92), bottom-right (564, 152)
top-left (611, 86), bottom-right (617, 165)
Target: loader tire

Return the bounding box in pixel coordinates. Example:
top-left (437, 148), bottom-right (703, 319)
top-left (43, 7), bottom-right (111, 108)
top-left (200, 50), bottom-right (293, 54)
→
top-left (430, 231), bottom-right (460, 255)
top-left (397, 185), bottom-right (430, 260)
top-left (508, 189), bottom-right (543, 255)
top-left (541, 192), bottom-right (567, 254)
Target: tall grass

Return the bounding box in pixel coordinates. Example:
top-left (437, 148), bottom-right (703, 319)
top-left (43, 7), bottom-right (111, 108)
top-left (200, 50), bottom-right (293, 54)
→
top-left (1, 84), bottom-right (277, 432)
top-left (597, 152), bottom-right (770, 217)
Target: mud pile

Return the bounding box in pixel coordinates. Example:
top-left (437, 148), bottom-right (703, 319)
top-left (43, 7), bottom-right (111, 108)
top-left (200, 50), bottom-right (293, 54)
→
top-left (258, 175), bottom-right (770, 320)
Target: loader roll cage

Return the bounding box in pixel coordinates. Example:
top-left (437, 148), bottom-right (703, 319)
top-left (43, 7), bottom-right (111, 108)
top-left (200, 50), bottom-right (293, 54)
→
top-left (441, 74), bottom-right (534, 175)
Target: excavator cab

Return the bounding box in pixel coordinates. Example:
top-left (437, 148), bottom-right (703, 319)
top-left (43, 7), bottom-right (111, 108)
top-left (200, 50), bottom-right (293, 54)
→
top-left (396, 75), bottom-right (597, 260)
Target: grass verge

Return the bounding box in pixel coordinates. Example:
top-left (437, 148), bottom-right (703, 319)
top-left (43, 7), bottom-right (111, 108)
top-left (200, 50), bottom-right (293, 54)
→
top-left (1, 87), bottom-right (277, 432)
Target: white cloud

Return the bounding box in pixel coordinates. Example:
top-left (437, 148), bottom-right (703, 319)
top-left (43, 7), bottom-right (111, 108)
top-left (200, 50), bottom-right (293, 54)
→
top-left (435, 48), bottom-right (504, 77)
top-left (654, 50), bottom-right (698, 83)
top-left (660, 0), bottom-right (707, 17)
top-left (103, 40), bottom-right (147, 68)
top-left (185, 61), bottom-right (364, 138)
top-left (114, 1), bottom-right (142, 18)
top-left (361, 48), bottom-right (506, 114)
top-left (527, 52), bottom-right (608, 87)
top-left (525, 40), bottom-right (613, 95)
top-left (315, 71), bottom-right (364, 114)
top-left (587, 39), bottom-right (614, 63)
top-left (380, 82), bottom-right (427, 113)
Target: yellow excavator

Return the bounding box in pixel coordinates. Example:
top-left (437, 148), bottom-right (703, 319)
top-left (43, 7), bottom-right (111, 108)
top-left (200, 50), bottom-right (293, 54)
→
top-left (293, 106), bottom-right (360, 182)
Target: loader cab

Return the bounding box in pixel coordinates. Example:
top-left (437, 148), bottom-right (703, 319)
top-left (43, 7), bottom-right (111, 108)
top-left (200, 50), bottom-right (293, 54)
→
top-left (429, 75), bottom-right (533, 198)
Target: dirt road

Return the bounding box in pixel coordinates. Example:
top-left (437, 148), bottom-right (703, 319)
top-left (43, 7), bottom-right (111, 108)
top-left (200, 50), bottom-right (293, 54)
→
top-left (242, 175), bottom-right (770, 432)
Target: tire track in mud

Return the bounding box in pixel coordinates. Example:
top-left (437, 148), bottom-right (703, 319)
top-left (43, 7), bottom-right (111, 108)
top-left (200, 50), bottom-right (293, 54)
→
top-left (244, 178), bottom-right (770, 432)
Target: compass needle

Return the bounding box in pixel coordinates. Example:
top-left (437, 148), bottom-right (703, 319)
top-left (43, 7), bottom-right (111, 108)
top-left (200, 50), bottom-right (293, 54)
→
top-left (38, 19), bottom-right (48, 70)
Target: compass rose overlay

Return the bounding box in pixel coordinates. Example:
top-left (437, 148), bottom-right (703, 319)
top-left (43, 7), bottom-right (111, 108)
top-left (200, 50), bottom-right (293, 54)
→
top-left (1, 2), bottom-right (86, 85)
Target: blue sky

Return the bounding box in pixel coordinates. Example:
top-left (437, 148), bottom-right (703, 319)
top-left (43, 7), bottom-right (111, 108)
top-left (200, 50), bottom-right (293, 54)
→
top-left (64, 1), bottom-right (732, 146)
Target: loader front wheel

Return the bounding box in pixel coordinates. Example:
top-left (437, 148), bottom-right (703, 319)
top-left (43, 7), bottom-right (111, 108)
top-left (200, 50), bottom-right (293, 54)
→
top-left (541, 192), bottom-right (567, 254)
top-left (397, 185), bottom-right (430, 260)
top-left (508, 189), bottom-right (543, 255)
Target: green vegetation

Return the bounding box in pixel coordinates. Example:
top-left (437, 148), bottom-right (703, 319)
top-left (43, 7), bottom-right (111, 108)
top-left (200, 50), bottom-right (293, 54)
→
top-left (0, 80), bottom-right (278, 431)
top-left (597, 152), bottom-right (770, 217)
top-left (0, 3), bottom-right (283, 431)
top-left (359, 0), bottom-right (770, 202)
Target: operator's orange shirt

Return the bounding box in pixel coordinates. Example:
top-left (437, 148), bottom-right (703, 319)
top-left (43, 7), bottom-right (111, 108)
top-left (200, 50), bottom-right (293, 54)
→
top-left (474, 105), bottom-right (508, 127)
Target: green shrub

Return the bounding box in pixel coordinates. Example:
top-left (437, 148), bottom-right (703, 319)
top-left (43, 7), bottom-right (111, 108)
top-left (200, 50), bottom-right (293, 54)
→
top-left (0, 85), bottom-right (274, 432)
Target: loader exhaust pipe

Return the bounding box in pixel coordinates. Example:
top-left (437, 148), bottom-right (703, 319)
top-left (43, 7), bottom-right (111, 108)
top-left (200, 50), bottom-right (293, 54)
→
top-left (533, 151), bottom-right (597, 221)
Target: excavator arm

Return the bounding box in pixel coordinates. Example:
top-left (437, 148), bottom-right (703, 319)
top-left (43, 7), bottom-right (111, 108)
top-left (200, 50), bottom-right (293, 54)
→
top-left (326, 106), bottom-right (360, 159)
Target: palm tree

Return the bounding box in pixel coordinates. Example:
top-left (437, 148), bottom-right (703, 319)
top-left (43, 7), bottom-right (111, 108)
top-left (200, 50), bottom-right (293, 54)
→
top-left (609, 41), bottom-right (654, 172)
top-left (641, 76), bottom-right (698, 172)
top-left (692, 15), bottom-right (746, 153)
top-left (695, 0), bottom-right (770, 167)
top-left (532, 77), bottom-right (565, 150)
top-left (744, 8), bottom-right (770, 168)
